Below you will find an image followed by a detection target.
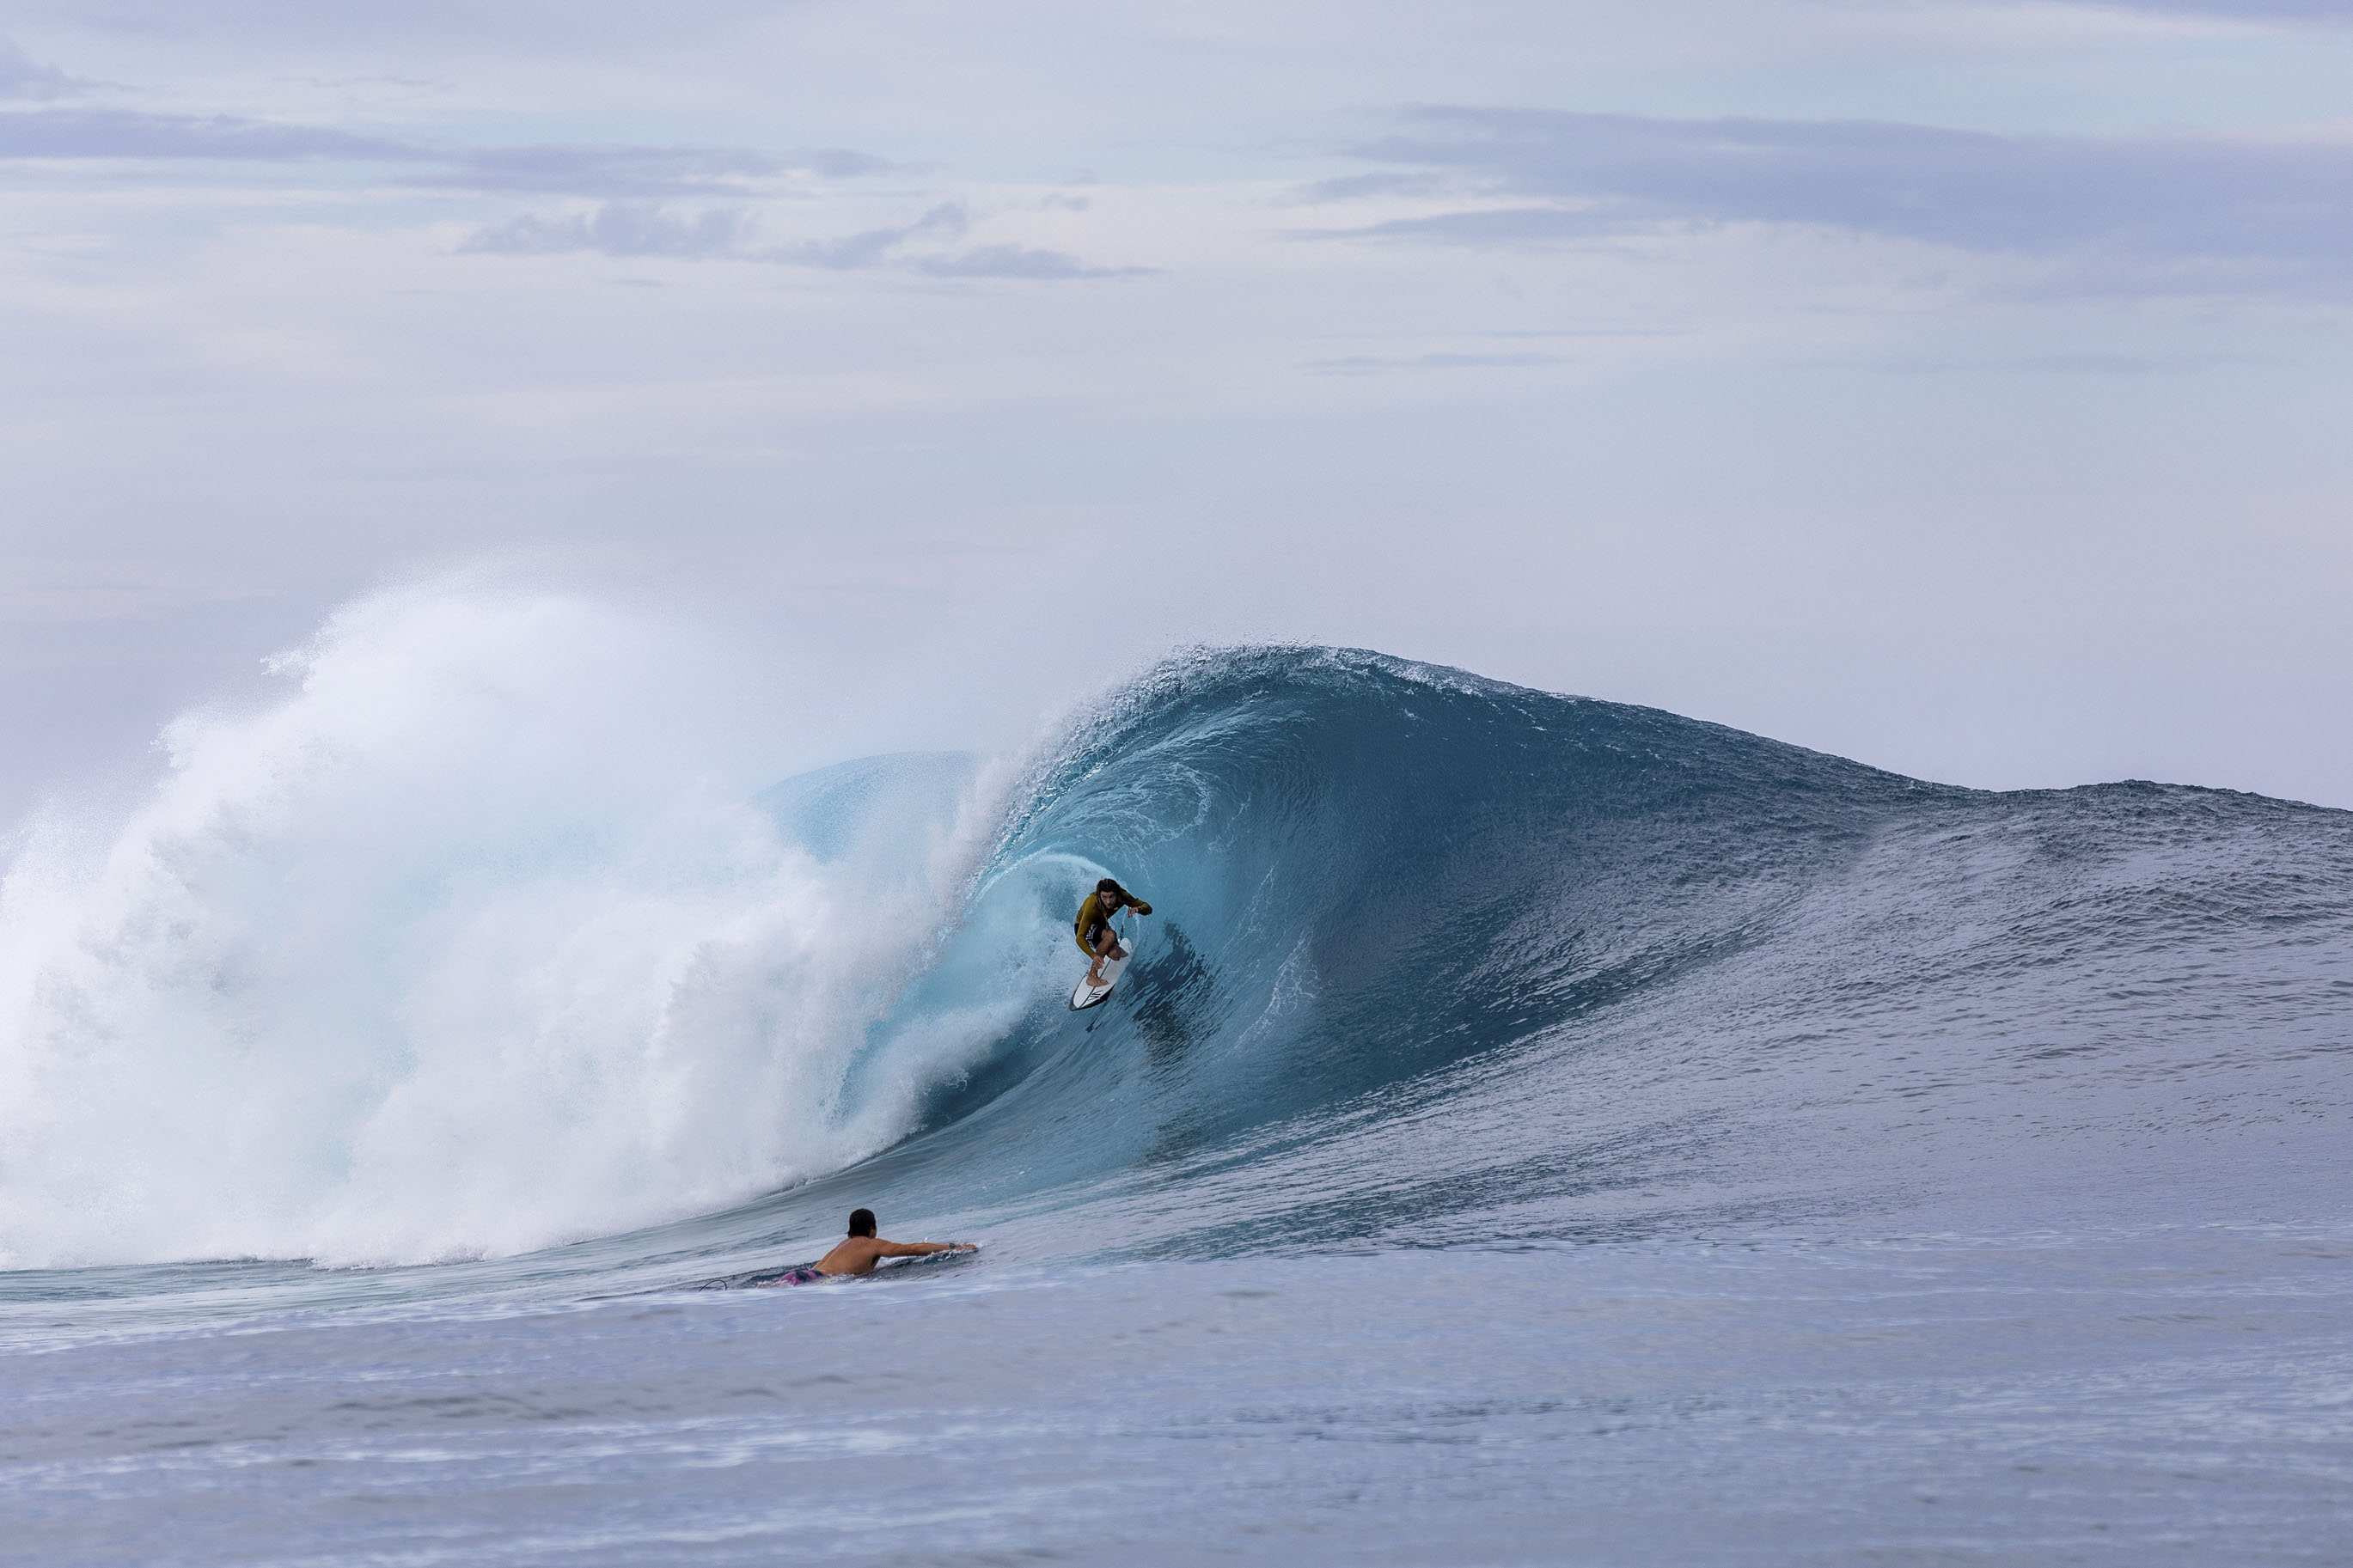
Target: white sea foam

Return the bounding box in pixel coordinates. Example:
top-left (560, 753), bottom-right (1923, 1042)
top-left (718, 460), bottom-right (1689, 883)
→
top-left (0, 586), bottom-right (1011, 1268)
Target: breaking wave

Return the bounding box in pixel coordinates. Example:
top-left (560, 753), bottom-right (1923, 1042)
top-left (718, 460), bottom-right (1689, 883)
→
top-left (4, 595), bottom-right (2350, 1277)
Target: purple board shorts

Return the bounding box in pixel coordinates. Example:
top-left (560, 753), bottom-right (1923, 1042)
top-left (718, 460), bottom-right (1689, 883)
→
top-left (762, 1264), bottom-right (829, 1287)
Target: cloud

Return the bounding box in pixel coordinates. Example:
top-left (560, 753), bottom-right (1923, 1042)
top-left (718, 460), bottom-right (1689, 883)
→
top-left (2087, 0), bottom-right (2353, 21)
top-left (0, 103), bottom-right (884, 197)
top-left (0, 42), bottom-right (83, 100)
top-left (796, 149), bottom-right (898, 180)
top-left (1305, 351), bottom-right (1566, 375)
top-left (914, 243), bottom-right (1151, 279)
top-left (784, 205), bottom-right (1150, 278)
top-left (1869, 351), bottom-right (2258, 375)
top-left (777, 200), bottom-right (970, 268)
top-left (0, 107), bottom-right (409, 161)
top-left (435, 143), bottom-right (884, 198)
top-left (1320, 206), bottom-right (1630, 246)
top-left (1323, 107), bottom-right (2353, 298)
top-left (458, 198), bottom-right (1147, 279)
top-left (459, 203), bottom-right (753, 258)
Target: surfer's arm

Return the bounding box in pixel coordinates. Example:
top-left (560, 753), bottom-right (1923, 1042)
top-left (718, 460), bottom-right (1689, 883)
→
top-left (876, 1239), bottom-right (975, 1257)
top-left (1129, 899), bottom-right (1152, 915)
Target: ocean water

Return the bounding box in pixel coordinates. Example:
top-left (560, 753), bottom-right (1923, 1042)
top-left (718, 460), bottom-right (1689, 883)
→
top-left (3, 606), bottom-right (2350, 1564)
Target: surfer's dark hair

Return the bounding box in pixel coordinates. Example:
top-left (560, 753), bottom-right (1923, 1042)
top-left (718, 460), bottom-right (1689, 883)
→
top-left (847, 1208), bottom-right (876, 1237)
top-left (1097, 878), bottom-right (1121, 895)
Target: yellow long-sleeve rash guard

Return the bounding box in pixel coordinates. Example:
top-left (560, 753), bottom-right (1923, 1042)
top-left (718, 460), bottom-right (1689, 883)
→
top-left (1074, 890), bottom-right (1152, 953)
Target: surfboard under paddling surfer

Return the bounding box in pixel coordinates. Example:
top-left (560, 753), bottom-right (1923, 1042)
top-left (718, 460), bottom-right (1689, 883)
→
top-left (1076, 877), bottom-right (1152, 988)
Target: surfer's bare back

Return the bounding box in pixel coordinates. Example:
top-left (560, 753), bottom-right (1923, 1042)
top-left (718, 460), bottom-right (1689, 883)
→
top-left (767, 1209), bottom-right (975, 1285)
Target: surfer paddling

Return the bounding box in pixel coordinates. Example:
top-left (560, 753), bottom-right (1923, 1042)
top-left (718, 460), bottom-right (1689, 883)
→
top-left (1076, 877), bottom-right (1152, 989)
top-left (767, 1210), bottom-right (975, 1285)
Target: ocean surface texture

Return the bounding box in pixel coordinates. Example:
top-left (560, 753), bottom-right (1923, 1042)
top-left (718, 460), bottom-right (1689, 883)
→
top-left (3, 647), bottom-right (2349, 1564)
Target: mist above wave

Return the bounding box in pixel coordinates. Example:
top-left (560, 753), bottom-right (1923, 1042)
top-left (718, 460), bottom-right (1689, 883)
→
top-left (0, 589), bottom-right (1008, 1269)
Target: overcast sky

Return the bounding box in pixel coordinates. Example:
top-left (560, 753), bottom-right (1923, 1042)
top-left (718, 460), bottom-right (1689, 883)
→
top-left (4, 0), bottom-right (2350, 816)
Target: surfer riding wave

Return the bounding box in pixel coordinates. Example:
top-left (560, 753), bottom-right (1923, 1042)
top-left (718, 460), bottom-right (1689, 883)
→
top-left (1075, 877), bottom-right (1152, 989)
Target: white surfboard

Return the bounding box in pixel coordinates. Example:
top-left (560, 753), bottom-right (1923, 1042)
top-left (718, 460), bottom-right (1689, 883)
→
top-left (1070, 942), bottom-right (1131, 1010)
